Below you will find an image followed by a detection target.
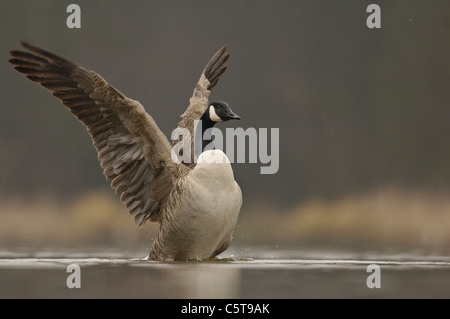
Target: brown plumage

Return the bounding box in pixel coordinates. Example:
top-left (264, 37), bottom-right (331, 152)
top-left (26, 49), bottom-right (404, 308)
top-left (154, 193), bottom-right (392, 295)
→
top-left (9, 42), bottom-right (241, 261)
top-left (172, 46), bottom-right (230, 165)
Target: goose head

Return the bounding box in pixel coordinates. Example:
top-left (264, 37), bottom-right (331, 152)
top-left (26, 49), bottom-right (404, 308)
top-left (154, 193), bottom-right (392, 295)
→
top-left (197, 101), bottom-right (240, 155)
top-left (203, 101), bottom-right (241, 124)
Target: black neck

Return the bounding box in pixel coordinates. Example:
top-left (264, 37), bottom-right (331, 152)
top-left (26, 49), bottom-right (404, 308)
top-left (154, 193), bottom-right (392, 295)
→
top-left (195, 113), bottom-right (217, 157)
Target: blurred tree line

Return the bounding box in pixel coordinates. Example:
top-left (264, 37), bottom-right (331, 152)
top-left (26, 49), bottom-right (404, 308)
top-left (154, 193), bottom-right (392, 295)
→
top-left (0, 1), bottom-right (449, 209)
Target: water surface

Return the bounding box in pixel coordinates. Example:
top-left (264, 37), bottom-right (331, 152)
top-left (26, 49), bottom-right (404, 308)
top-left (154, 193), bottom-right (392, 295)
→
top-left (0, 247), bottom-right (449, 298)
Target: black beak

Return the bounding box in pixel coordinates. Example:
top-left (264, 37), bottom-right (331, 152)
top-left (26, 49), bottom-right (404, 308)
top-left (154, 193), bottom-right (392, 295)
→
top-left (227, 112), bottom-right (241, 120)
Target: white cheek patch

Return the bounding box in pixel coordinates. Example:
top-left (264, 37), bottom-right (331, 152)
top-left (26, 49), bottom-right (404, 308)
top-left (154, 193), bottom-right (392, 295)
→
top-left (209, 106), bottom-right (223, 122)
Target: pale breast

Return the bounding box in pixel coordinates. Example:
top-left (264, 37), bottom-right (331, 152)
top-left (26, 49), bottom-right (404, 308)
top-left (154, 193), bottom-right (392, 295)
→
top-left (174, 151), bottom-right (242, 258)
top-left (185, 154), bottom-right (242, 235)
top-left (150, 150), bottom-right (242, 260)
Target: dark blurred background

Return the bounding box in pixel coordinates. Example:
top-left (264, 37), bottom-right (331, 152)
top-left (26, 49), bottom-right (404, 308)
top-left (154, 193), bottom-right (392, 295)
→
top-left (1, 1), bottom-right (449, 251)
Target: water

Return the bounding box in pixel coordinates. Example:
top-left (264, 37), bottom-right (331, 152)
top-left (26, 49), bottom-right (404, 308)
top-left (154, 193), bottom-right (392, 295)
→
top-left (0, 247), bottom-right (449, 298)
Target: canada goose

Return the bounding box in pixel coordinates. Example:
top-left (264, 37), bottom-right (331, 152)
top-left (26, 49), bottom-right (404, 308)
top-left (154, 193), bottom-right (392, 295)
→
top-left (9, 42), bottom-right (242, 261)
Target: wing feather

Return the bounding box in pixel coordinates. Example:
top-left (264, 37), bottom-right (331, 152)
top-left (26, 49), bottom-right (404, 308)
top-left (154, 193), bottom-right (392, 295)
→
top-left (172, 46), bottom-right (230, 164)
top-left (9, 41), bottom-right (177, 225)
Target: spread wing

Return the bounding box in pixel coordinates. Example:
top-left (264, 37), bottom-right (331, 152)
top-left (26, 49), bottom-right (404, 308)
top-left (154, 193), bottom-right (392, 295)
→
top-left (9, 41), bottom-right (177, 226)
top-left (172, 46), bottom-right (230, 164)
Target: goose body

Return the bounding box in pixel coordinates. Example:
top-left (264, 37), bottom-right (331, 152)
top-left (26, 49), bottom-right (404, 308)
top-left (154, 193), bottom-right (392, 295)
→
top-left (9, 42), bottom-right (242, 261)
top-left (152, 150), bottom-right (241, 260)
